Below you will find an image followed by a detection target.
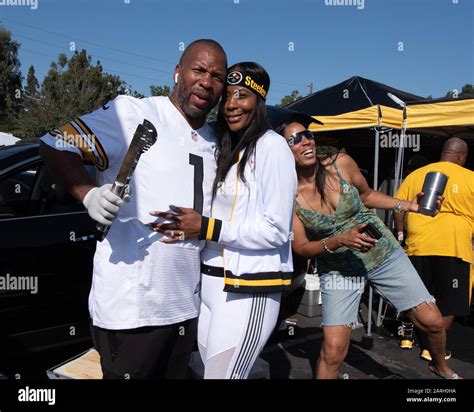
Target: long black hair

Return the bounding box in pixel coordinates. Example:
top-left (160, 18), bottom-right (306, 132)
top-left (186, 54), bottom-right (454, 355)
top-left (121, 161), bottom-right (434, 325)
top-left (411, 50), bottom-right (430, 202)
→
top-left (274, 121), bottom-right (340, 207)
top-left (212, 62), bottom-right (271, 198)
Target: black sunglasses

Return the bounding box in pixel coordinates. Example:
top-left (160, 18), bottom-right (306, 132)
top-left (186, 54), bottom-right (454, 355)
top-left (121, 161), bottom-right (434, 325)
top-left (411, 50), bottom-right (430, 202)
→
top-left (286, 130), bottom-right (314, 147)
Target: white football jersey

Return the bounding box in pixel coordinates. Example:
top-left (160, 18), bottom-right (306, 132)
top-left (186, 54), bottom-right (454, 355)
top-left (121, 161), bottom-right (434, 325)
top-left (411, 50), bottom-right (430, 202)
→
top-left (41, 96), bottom-right (218, 329)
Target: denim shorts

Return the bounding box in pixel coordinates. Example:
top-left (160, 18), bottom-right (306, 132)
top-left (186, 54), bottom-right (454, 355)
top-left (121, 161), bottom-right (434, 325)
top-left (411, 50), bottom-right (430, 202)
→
top-left (320, 248), bottom-right (435, 327)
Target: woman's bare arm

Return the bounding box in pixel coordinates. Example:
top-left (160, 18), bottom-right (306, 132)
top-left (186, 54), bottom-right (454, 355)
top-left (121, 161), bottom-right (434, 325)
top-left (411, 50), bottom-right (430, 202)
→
top-left (291, 209), bottom-right (342, 258)
top-left (336, 153), bottom-right (411, 211)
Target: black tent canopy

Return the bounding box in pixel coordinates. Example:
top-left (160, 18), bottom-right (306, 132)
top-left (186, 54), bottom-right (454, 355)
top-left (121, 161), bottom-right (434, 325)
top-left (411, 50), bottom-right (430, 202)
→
top-left (287, 75), bottom-right (423, 121)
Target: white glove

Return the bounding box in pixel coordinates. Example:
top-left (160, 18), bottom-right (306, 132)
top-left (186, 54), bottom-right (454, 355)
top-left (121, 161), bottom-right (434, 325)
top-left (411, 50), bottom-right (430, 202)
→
top-left (83, 184), bottom-right (123, 226)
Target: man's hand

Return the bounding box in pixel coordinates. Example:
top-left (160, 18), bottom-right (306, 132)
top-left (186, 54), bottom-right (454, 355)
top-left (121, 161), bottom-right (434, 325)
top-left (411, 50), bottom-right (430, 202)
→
top-left (149, 206), bottom-right (202, 243)
top-left (83, 184), bottom-right (123, 225)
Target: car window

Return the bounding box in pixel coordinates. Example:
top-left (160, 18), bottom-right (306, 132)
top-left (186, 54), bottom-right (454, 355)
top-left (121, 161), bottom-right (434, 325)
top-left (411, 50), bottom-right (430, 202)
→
top-left (33, 164), bottom-right (97, 215)
top-left (0, 166), bottom-right (40, 218)
top-left (0, 164), bottom-right (96, 217)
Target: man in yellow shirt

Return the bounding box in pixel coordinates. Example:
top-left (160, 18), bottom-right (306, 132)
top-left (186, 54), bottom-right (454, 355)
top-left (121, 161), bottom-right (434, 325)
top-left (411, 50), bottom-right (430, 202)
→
top-left (395, 137), bottom-right (473, 361)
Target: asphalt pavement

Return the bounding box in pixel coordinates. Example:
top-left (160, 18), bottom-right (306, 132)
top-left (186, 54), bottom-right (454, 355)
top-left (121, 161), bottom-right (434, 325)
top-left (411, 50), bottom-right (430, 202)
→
top-left (261, 303), bottom-right (474, 380)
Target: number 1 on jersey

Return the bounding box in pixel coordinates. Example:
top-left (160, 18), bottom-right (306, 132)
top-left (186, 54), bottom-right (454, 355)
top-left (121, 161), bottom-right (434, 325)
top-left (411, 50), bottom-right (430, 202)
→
top-left (189, 153), bottom-right (204, 214)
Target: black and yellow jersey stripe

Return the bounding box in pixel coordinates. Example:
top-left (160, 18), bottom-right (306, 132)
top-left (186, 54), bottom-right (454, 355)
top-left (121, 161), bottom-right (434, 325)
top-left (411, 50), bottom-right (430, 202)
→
top-left (200, 218), bottom-right (293, 293)
top-left (201, 262), bottom-right (292, 293)
top-left (49, 118), bottom-right (109, 171)
top-left (223, 270), bottom-right (292, 293)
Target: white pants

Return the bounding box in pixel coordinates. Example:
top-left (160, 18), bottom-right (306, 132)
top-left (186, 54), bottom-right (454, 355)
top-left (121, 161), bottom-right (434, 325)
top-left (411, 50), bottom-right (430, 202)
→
top-left (198, 274), bottom-right (281, 379)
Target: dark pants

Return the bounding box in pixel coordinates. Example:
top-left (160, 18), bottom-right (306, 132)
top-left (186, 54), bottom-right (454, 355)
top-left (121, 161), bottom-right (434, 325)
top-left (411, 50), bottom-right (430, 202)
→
top-left (409, 255), bottom-right (470, 317)
top-left (90, 318), bottom-right (197, 379)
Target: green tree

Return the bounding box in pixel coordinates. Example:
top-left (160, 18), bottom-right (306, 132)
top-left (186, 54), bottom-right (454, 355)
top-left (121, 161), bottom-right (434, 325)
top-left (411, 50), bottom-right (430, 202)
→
top-left (461, 84), bottom-right (473, 95)
top-left (16, 50), bottom-right (127, 138)
top-left (444, 84), bottom-right (474, 98)
top-left (0, 26), bottom-right (22, 132)
top-left (25, 65), bottom-right (40, 98)
top-left (150, 84), bottom-right (171, 96)
top-left (276, 90), bottom-right (303, 107)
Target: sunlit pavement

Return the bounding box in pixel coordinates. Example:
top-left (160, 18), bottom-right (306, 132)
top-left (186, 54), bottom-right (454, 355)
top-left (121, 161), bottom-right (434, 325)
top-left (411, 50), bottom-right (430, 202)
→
top-left (261, 309), bottom-right (474, 379)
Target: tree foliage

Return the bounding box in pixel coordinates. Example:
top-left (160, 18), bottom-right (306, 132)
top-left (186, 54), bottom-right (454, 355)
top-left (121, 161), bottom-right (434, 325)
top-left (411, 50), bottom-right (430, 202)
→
top-left (0, 27), bottom-right (22, 132)
top-left (25, 65), bottom-right (40, 99)
top-left (150, 84), bottom-right (171, 97)
top-left (15, 50), bottom-right (127, 137)
top-left (276, 90), bottom-right (303, 107)
top-left (444, 84), bottom-right (473, 98)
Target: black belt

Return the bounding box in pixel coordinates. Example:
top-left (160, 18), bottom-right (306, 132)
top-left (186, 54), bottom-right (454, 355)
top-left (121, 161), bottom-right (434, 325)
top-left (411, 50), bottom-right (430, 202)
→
top-left (201, 263), bottom-right (225, 278)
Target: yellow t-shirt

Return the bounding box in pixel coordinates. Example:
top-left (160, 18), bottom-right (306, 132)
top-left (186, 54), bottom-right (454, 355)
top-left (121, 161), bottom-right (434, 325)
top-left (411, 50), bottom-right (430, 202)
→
top-left (396, 162), bottom-right (474, 264)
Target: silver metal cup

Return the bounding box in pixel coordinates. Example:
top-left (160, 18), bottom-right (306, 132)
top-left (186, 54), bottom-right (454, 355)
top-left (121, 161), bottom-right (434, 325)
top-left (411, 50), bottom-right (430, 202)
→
top-left (419, 172), bottom-right (448, 216)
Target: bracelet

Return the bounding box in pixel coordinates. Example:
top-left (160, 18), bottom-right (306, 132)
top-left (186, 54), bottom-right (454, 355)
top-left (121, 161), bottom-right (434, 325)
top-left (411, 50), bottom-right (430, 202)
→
top-left (322, 237), bottom-right (335, 254)
top-left (393, 200), bottom-right (403, 213)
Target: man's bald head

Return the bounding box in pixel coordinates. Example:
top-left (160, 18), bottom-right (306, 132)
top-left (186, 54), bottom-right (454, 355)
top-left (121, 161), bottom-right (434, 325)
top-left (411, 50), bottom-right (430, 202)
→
top-left (179, 39), bottom-right (227, 66)
top-left (440, 137), bottom-right (468, 166)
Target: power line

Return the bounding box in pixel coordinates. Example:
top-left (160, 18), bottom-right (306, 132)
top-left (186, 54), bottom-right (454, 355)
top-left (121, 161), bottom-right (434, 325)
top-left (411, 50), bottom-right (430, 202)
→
top-left (3, 17), bottom-right (310, 90)
top-left (272, 80), bottom-right (308, 88)
top-left (14, 32), bottom-right (171, 75)
top-left (2, 17), bottom-right (176, 66)
top-left (19, 47), bottom-right (297, 95)
top-left (21, 48), bottom-right (52, 59)
top-left (21, 48), bottom-right (170, 85)
top-left (6, 18), bottom-right (308, 98)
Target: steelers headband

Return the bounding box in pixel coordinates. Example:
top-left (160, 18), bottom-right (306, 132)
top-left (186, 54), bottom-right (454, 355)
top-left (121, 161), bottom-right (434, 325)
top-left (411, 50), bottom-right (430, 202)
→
top-left (227, 71), bottom-right (268, 100)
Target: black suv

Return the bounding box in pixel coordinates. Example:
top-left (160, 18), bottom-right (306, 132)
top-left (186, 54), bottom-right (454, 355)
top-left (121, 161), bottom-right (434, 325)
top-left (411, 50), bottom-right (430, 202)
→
top-left (0, 144), bottom-right (96, 378)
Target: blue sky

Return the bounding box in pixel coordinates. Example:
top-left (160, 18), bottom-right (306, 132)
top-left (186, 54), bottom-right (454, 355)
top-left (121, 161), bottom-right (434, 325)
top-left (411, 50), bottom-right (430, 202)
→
top-left (1, 0), bottom-right (473, 105)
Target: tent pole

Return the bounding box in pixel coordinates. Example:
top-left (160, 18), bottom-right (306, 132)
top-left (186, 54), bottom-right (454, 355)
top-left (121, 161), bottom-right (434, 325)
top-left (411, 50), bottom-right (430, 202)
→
top-left (375, 103), bottom-right (407, 328)
top-left (393, 106), bottom-right (407, 195)
top-left (373, 128), bottom-right (380, 191)
top-left (367, 126), bottom-right (380, 338)
top-left (366, 106), bottom-right (382, 338)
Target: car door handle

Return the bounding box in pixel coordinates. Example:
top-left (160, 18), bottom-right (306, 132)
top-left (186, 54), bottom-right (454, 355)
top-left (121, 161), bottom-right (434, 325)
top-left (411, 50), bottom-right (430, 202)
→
top-left (71, 233), bottom-right (96, 242)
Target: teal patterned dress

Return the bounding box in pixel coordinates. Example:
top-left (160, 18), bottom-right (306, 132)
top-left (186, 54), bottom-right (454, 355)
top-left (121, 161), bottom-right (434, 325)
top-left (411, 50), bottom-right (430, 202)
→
top-left (295, 166), bottom-right (400, 277)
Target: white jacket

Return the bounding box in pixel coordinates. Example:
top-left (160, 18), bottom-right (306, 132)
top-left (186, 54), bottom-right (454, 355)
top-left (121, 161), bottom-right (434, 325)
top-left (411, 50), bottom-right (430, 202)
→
top-left (200, 130), bottom-right (297, 293)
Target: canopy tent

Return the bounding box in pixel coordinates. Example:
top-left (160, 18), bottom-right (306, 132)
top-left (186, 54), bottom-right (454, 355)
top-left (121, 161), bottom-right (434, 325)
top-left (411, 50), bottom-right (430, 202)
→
top-left (285, 76), bottom-right (474, 184)
top-left (286, 76), bottom-right (428, 192)
top-left (287, 76), bottom-right (424, 132)
top-left (406, 96), bottom-right (474, 139)
top-left (388, 95), bottom-right (474, 200)
top-left (266, 105), bottom-right (321, 130)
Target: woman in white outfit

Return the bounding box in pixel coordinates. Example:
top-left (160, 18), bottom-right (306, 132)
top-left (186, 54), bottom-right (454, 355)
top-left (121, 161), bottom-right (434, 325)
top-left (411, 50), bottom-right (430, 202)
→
top-left (150, 62), bottom-right (297, 379)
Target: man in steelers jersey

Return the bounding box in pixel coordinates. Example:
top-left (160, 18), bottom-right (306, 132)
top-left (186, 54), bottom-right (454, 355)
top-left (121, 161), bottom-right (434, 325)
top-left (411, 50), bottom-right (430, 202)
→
top-left (40, 39), bottom-right (227, 379)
